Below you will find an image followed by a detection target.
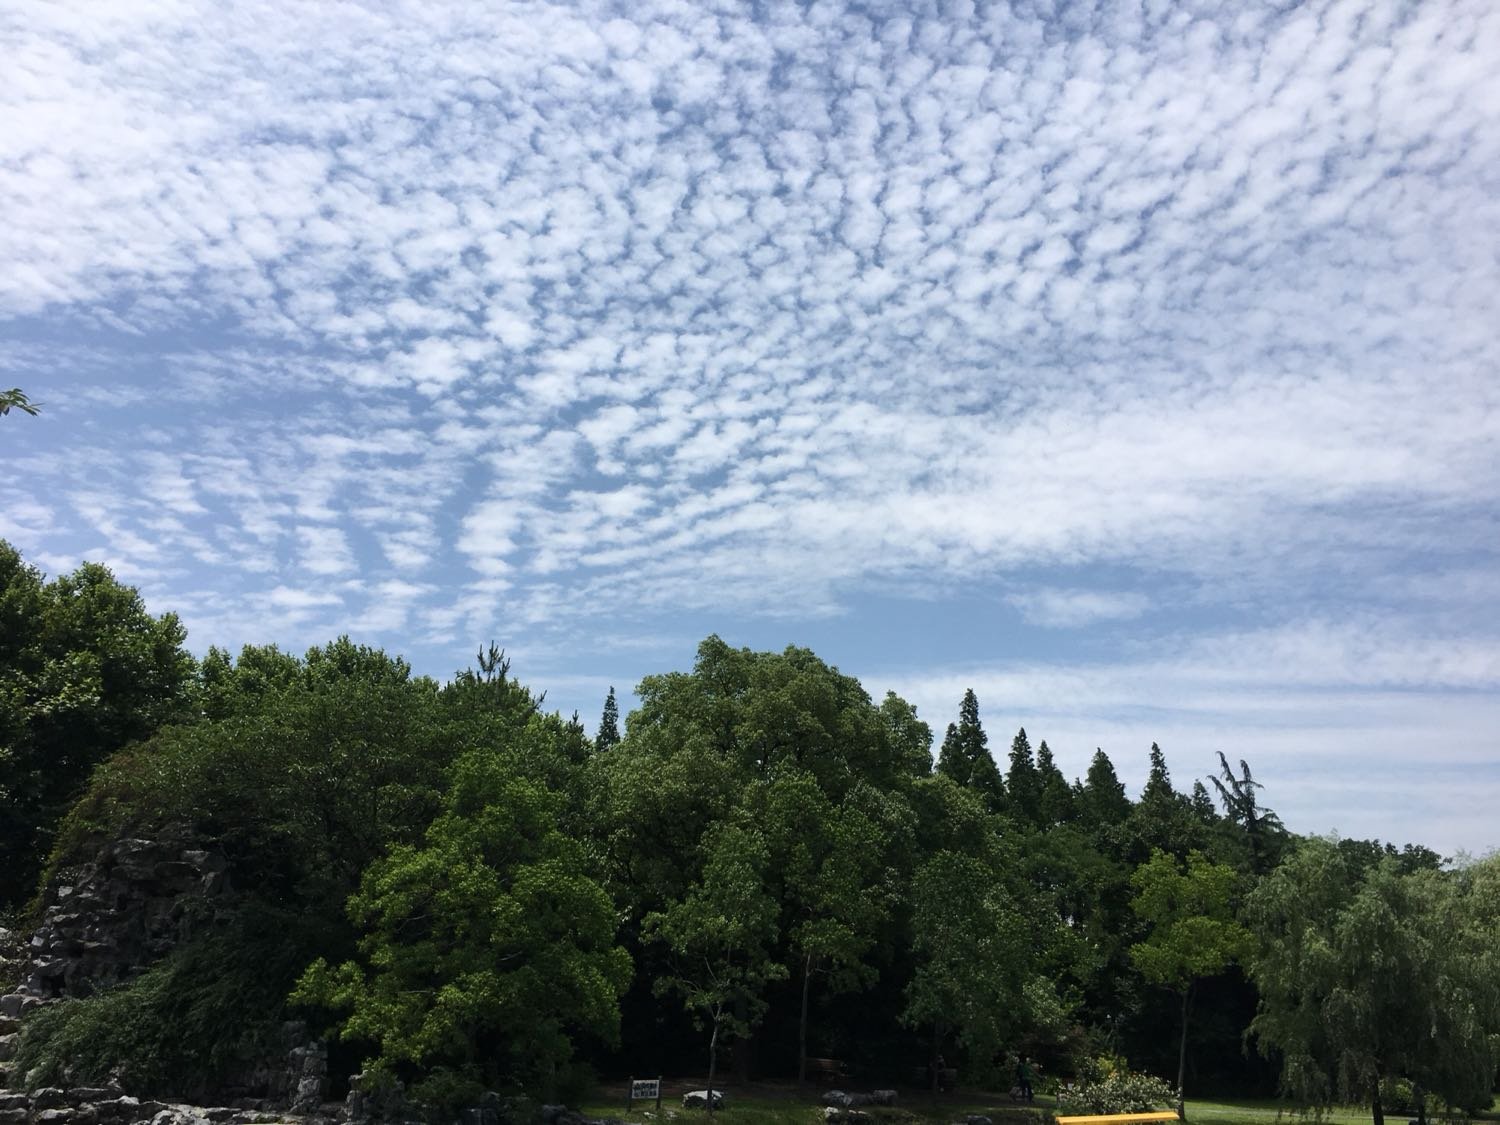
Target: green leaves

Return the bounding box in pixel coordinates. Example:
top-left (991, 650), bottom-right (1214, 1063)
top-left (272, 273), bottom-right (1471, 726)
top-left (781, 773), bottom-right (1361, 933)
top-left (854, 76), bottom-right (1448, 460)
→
top-left (296, 740), bottom-right (631, 1096)
top-left (1129, 849), bottom-right (1250, 988)
top-left (1245, 841), bottom-right (1500, 1116)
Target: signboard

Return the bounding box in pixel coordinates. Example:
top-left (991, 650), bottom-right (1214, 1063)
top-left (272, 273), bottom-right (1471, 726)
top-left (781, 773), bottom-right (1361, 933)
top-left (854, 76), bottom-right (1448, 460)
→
top-left (628, 1078), bottom-right (662, 1111)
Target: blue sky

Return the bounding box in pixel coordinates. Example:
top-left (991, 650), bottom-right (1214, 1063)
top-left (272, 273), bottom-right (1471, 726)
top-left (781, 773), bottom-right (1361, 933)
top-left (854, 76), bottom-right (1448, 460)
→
top-left (4, 0), bottom-right (1498, 856)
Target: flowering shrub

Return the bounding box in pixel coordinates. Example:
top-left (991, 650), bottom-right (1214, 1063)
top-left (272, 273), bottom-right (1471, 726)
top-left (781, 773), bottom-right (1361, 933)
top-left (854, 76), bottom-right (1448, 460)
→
top-left (1057, 1070), bottom-right (1180, 1115)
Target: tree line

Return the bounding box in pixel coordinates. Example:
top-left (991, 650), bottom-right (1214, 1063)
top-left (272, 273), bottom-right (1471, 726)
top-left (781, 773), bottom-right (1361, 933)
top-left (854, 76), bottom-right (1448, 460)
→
top-left (2, 540), bottom-right (1497, 1121)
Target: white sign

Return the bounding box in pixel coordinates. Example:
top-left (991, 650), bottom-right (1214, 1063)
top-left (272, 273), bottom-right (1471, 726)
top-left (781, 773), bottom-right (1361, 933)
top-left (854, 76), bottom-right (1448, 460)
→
top-left (631, 1080), bottom-right (660, 1100)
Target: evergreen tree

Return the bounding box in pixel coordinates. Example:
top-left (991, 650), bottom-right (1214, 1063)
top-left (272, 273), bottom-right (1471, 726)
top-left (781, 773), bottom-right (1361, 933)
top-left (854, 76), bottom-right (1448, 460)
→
top-left (1142, 743), bottom-right (1174, 805)
top-left (1076, 748), bottom-right (1131, 841)
top-left (936, 722), bottom-right (970, 787)
top-left (1189, 781), bottom-right (1217, 825)
top-left (1007, 727), bottom-right (1042, 822)
top-left (596, 686), bottom-right (621, 751)
top-left (956, 689), bottom-right (1005, 813)
top-left (1209, 753), bottom-right (1288, 874)
top-left (1035, 740), bottom-right (1074, 826)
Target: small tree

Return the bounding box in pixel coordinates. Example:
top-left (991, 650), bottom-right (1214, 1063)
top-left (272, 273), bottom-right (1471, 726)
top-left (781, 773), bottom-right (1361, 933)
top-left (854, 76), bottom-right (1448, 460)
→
top-left (645, 822), bottom-right (786, 1111)
top-left (1130, 849), bottom-right (1251, 1117)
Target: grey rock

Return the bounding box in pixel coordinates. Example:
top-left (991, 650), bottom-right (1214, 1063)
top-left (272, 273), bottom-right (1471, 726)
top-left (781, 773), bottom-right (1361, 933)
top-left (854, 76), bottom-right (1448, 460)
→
top-left (961, 1116), bottom-right (993, 1125)
top-left (34, 1089), bottom-right (70, 1109)
top-left (0, 1109), bottom-right (28, 1125)
top-left (680, 1092), bottom-right (724, 1111)
top-left (870, 1092), bottom-right (897, 1107)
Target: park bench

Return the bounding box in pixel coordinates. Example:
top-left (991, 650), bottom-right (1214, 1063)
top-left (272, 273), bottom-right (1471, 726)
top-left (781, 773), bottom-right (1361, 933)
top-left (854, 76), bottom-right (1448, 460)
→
top-left (1055, 1112), bottom-right (1181, 1125)
top-left (807, 1057), bottom-right (849, 1082)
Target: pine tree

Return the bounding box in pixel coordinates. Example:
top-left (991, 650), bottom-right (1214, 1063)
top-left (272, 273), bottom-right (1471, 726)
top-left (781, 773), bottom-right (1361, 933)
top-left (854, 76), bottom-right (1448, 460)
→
top-left (1006, 727), bottom-right (1042, 820)
top-left (1190, 781), bottom-right (1217, 824)
top-left (936, 722), bottom-right (970, 786)
top-left (596, 686), bottom-right (621, 751)
top-left (1142, 743), bottom-right (1174, 805)
top-left (957, 689), bottom-right (1005, 813)
top-left (1077, 748), bottom-right (1131, 829)
top-left (1035, 740), bottom-right (1074, 826)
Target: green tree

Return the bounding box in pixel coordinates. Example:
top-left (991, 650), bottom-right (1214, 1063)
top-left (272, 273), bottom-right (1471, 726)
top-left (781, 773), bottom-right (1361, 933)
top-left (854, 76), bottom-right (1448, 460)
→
top-left (1209, 753), bottom-right (1287, 874)
top-left (879, 691), bottom-right (933, 777)
top-left (596, 686), bottom-right (621, 751)
top-left (296, 736), bottom-right (630, 1104)
top-left (1129, 848), bottom-right (1251, 1116)
top-left (1007, 727), bottom-right (1042, 823)
top-left (904, 845), bottom-right (1031, 1092)
top-left (1245, 842), bottom-right (1500, 1123)
top-left (760, 773), bottom-right (912, 1082)
top-left (645, 822), bottom-right (786, 1110)
top-left (0, 544), bottom-right (195, 906)
top-left (1035, 740), bottom-right (1074, 826)
top-left (937, 690), bottom-right (1004, 812)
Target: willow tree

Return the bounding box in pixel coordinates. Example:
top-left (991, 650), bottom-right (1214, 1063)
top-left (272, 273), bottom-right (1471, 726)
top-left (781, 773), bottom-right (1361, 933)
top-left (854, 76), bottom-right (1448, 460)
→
top-left (1246, 841), bottom-right (1500, 1124)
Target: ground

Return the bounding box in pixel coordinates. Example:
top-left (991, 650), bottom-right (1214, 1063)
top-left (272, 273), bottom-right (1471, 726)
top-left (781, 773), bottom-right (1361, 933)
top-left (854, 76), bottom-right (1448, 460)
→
top-left (581, 1083), bottom-right (1500, 1125)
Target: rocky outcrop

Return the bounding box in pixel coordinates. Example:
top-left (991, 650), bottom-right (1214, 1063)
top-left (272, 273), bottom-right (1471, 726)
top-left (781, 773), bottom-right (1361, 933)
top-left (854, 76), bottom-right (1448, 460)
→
top-left (0, 839), bottom-right (327, 1109)
top-left (2, 839), bottom-right (227, 1009)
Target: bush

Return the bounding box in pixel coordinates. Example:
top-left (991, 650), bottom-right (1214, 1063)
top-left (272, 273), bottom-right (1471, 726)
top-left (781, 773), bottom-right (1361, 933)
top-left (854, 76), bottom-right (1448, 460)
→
top-left (1057, 1070), bottom-right (1179, 1115)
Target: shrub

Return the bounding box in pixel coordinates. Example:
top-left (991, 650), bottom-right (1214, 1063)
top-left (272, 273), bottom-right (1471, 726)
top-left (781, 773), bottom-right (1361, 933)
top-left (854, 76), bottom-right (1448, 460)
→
top-left (1057, 1070), bottom-right (1179, 1115)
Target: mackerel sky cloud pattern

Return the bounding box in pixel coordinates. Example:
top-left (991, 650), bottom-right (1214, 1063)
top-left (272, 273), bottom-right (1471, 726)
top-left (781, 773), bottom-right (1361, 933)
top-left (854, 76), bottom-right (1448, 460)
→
top-left (4, 0), bottom-right (1498, 853)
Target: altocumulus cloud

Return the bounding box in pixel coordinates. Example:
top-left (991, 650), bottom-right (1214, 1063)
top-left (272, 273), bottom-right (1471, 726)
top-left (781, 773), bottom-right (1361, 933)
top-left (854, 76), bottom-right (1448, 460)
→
top-left (3, 0), bottom-right (1499, 853)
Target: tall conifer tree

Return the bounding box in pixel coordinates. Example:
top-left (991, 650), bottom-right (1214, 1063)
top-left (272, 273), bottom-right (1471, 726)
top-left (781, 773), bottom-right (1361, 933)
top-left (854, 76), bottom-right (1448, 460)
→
top-left (595, 686), bottom-right (621, 751)
top-left (1006, 727), bottom-right (1042, 820)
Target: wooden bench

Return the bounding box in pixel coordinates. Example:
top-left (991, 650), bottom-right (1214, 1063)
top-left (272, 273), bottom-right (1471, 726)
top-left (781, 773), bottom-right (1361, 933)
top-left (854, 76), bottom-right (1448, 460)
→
top-left (807, 1057), bottom-right (849, 1082)
top-left (1056, 1112), bottom-right (1181, 1125)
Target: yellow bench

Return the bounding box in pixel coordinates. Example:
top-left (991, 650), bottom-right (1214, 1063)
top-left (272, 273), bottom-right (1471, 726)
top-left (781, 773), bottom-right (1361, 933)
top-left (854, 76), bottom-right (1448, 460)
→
top-left (1055, 1113), bottom-right (1181, 1125)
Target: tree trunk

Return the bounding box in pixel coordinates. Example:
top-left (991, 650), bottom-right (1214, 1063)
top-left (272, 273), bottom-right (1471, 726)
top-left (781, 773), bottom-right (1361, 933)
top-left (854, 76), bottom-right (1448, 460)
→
top-left (798, 952), bottom-right (813, 1085)
top-left (1175, 986), bottom-right (1191, 1120)
top-left (1414, 1084), bottom-right (1426, 1125)
top-left (707, 1010), bottom-right (719, 1117)
top-left (1371, 1077), bottom-right (1384, 1125)
top-left (929, 1023), bottom-right (943, 1100)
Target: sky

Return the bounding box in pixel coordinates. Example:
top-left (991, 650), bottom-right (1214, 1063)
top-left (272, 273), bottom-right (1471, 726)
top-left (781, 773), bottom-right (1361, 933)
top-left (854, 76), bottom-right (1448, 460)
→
top-left (3, 0), bottom-right (1498, 858)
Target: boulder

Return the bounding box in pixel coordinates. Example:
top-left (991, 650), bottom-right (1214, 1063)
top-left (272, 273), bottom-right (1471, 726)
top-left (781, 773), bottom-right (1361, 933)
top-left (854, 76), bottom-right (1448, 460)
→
top-left (680, 1091), bottom-right (724, 1110)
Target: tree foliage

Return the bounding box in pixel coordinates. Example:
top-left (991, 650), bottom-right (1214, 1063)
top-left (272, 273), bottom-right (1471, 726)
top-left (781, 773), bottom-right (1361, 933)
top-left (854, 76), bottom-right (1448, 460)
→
top-left (1246, 840), bottom-right (1500, 1121)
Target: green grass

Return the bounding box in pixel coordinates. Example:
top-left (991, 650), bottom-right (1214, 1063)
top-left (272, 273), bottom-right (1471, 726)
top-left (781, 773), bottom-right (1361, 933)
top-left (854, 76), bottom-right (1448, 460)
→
top-left (580, 1087), bottom-right (1496, 1125)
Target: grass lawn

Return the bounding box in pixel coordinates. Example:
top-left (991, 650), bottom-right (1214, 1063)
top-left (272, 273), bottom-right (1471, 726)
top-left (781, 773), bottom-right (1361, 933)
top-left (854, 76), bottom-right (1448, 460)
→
top-left (581, 1084), bottom-right (1495, 1125)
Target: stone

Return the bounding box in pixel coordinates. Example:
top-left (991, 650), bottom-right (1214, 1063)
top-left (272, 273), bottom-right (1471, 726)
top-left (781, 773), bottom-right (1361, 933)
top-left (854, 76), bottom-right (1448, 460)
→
top-left (540, 1107), bottom-right (569, 1124)
top-left (680, 1092), bottom-right (724, 1110)
top-left (870, 1092), bottom-right (897, 1107)
top-left (34, 1089), bottom-right (70, 1109)
top-left (0, 1037), bottom-right (16, 1063)
top-left (0, 1110), bottom-right (27, 1125)
top-left (70, 1088), bottom-right (119, 1104)
top-left (0, 1095), bottom-right (28, 1111)
top-left (36, 1111), bottom-right (75, 1124)
top-left (822, 1093), bottom-right (854, 1108)
top-left (961, 1117), bottom-right (993, 1125)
